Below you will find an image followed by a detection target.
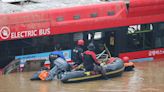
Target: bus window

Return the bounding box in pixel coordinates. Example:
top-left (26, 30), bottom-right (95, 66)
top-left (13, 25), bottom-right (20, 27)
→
top-left (107, 11), bottom-right (115, 16)
top-left (73, 15), bottom-right (80, 20)
top-left (73, 32), bottom-right (83, 41)
top-left (90, 13), bottom-right (98, 18)
top-left (127, 24), bottom-right (154, 51)
top-left (94, 32), bottom-right (102, 40)
top-left (88, 32), bottom-right (102, 40)
top-left (159, 23), bottom-right (164, 47)
top-left (56, 16), bottom-right (64, 22)
top-left (155, 22), bottom-right (164, 48)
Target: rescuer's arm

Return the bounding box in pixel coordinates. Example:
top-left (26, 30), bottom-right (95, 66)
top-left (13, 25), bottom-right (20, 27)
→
top-left (90, 51), bottom-right (100, 65)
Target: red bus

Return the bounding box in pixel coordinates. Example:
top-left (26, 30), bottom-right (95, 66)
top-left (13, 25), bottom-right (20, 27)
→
top-left (0, 0), bottom-right (164, 68)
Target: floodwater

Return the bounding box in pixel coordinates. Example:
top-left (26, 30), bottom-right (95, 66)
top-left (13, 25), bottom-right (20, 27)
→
top-left (0, 60), bottom-right (164, 92)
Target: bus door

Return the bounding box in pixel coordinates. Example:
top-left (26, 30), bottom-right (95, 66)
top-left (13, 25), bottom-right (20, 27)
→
top-left (104, 27), bottom-right (127, 57)
top-left (105, 31), bottom-right (116, 56)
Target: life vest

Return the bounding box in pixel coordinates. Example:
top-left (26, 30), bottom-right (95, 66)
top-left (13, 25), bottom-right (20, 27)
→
top-left (39, 70), bottom-right (49, 80)
top-left (83, 50), bottom-right (98, 71)
top-left (72, 46), bottom-right (84, 65)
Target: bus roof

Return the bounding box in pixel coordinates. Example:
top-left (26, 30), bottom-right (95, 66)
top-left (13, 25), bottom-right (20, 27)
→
top-left (0, 0), bottom-right (100, 14)
top-left (0, 0), bottom-right (130, 14)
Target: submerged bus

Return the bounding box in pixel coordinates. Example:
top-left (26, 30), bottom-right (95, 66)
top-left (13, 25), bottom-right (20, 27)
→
top-left (0, 0), bottom-right (164, 69)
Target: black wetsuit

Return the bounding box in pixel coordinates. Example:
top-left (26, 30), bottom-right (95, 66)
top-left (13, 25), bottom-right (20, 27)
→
top-left (72, 46), bottom-right (84, 65)
top-left (83, 50), bottom-right (100, 71)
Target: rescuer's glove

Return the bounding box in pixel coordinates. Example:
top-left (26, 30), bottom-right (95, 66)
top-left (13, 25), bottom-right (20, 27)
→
top-left (100, 62), bottom-right (105, 66)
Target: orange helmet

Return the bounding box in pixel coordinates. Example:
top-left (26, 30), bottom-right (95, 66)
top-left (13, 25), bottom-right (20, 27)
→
top-left (77, 39), bottom-right (84, 46)
top-left (122, 56), bottom-right (130, 63)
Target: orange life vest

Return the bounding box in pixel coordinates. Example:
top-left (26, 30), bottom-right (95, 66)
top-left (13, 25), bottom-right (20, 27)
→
top-left (39, 70), bottom-right (49, 80)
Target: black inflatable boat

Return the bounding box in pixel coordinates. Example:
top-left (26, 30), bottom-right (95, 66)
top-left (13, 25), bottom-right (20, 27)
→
top-left (60, 58), bottom-right (124, 83)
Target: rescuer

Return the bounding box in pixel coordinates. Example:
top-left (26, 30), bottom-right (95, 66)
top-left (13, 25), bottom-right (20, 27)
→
top-left (38, 51), bottom-right (71, 81)
top-left (83, 43), bottom-right (107, 78)
top-left (72, 39), bottom-right (85, 66)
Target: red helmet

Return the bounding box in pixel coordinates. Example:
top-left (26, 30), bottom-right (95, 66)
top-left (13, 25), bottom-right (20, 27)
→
top-left (77, 39), bottom-right (84, 46)
top-left (122, 56), bottom-right (130, 63)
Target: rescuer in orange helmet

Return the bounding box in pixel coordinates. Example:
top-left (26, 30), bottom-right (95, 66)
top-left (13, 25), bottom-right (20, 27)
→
top-left (77, 39), bottom-right (84, 46)
top-left (122, 56), bottom-right (135, 71)
top-left (122, 56), bottom-right (130, 63)
top-left (72, 39), bottom-right (85, 66)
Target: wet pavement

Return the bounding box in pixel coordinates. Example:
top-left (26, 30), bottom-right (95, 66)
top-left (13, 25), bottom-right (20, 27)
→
top-left (0, 59), bottom-right (164, 92)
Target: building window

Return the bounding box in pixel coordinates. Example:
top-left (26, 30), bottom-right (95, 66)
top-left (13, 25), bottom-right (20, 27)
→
top-left (73, 15), bottom-right (80, 20)
top-left (90, 13), bottom-right (98, 18)
top-left (107, 11), bottom-right (115, 16)
top-left (56, 16), bottom-right (64, 22)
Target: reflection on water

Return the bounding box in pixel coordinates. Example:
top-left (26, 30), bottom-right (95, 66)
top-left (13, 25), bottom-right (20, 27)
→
top-left (0, 60), bottom-right (164, 92)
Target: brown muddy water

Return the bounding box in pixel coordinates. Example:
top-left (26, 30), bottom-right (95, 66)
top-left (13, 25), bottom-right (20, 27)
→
top-left (0, 60), bottom-right (164, 92)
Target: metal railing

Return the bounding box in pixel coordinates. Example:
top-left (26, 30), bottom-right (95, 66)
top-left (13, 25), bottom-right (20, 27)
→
top-left (2, 59), bottom-right (20, 74)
